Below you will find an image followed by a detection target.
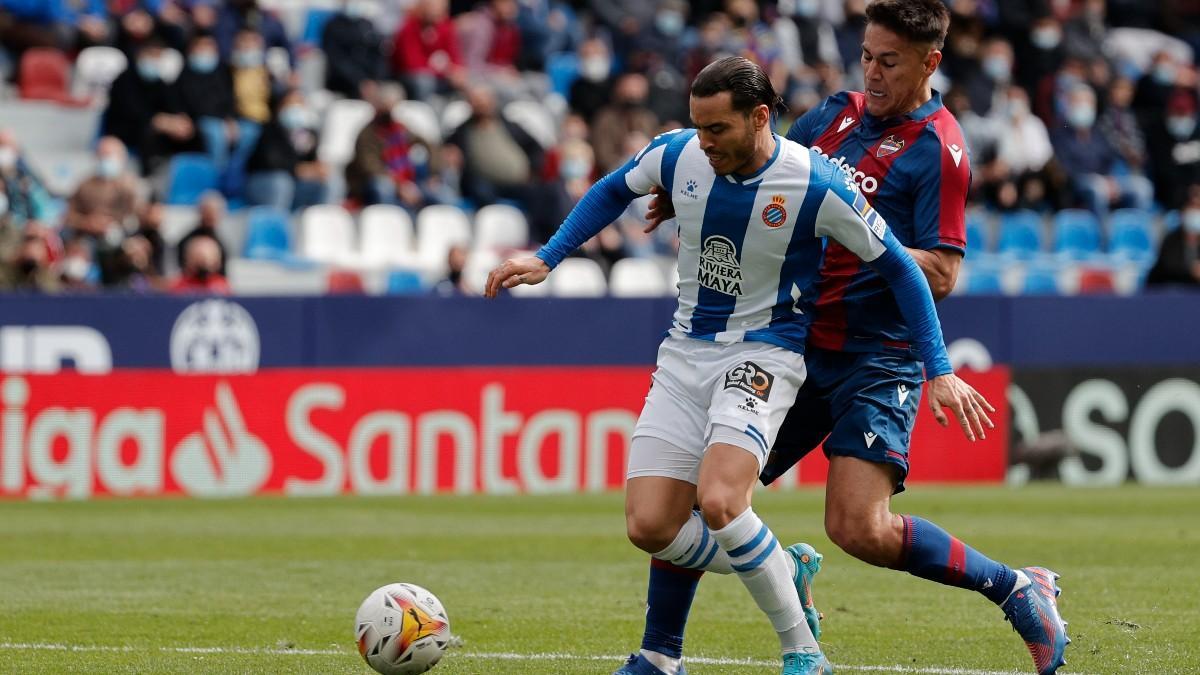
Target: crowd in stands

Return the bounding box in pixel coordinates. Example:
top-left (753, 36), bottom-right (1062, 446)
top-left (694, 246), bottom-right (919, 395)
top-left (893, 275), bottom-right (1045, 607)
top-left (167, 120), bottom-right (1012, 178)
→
top-left (1, 0), bottom-right (1199, 296)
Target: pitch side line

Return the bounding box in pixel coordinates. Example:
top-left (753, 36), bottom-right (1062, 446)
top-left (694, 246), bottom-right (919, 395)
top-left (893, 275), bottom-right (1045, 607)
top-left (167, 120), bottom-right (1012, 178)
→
top-left (0, 642), bottom-right (1074, 675)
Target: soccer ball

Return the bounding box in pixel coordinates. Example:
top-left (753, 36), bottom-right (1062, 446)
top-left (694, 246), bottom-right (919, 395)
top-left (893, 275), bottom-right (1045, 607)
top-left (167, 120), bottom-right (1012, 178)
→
top-left (355, 583), bottom-right (451, 675)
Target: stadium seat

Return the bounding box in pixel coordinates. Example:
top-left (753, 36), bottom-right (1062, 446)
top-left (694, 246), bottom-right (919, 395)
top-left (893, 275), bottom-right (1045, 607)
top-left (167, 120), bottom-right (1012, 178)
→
top-left (385, 269), bottom-right (424, 294)
top-left (503, 100), bottom-right (558, 148)
top-left (1077, 267), bottom-right (1116, 294)
top-left (73, 46), bottom-right (127, 101)
top-left (462, 249), bottom-right (500, 293)
top-left (165, 154), bottom-right (220, 205)
top-left (227, 258), bottom-right (326, 294)
top-left (609, 258), bottom-right (670, 297)
top-left (546, 52), bottom-right (580, 97)
top-left (965, 210), bottom-right (991, 252)
top-left (962, 254), bottom-right (1008, 295)
top-left (441, 99), bottom-right (472, 137)
top-left (392, 100), bottom-right (441, 146)
top-left (549, 257), bottom-right (607, 297)
top-left (19, 48), bottom-right (76, 104)
top-left (318, 99), bottom-right (375, 166)
top-left (243, 206), bottom-right (293, 261)
top-left (359, 204), bottom-right (416, 268)
top-left (1053, 209), bottom-right (1102, 260)
top-left (996, 209), bottom-right (1044, 260)
top-left (300, 204), bottom-right (358, 265)
top-left (415, 204), bottom-right (472, 278)
top-left (327, 269), bottom-right (366, 294)
top-left (301, 7), bottom-right (337, 45)
top-left (1022, 262), bottom-right (1062, 295)
top-left (1108, 209), bottom-right (1155, 262)
top-left (472, 204), bottom-right (529, 253)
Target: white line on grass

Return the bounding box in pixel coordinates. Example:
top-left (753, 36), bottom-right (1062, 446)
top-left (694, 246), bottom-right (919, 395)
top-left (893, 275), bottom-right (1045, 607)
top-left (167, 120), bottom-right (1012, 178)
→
top-left (0, 642), bottom-right (1073, 675)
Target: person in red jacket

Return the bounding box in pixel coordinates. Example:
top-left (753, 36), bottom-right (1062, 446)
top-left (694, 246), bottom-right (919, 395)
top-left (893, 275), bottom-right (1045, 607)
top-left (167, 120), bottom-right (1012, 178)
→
top-left (391, 0), bottom-right (465, 101)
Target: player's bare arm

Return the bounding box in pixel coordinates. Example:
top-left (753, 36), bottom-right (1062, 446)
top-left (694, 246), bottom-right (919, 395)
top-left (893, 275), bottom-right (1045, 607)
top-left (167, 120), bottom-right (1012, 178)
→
top-left (904, 247), bottom-right (962, 300)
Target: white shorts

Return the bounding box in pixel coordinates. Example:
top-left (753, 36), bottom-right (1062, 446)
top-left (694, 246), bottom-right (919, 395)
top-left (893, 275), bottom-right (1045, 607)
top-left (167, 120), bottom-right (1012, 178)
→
top-left (627, 335), bottom-right (807, 484)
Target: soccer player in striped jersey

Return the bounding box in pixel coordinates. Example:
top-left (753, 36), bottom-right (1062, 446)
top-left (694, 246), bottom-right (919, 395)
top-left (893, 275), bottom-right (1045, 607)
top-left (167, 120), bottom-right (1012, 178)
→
top-left (631, 2), bottom-right (1069, 674)
top-left (486, 56), bottom-right (991, 675)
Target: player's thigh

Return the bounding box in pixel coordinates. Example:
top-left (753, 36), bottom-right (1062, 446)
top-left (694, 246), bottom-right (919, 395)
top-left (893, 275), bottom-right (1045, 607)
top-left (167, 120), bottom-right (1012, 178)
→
top-left (632, 337), bottom-right (711, 455)
top-left (705, 342), bottom-right (808, 473)
top-left (823, 352), bottom-right (924, 492)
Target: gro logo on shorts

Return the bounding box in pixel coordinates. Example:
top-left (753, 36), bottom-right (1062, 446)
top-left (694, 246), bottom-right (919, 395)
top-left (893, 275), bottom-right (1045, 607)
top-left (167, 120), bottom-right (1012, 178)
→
top-left (724, 361), bottom-right (775, 401)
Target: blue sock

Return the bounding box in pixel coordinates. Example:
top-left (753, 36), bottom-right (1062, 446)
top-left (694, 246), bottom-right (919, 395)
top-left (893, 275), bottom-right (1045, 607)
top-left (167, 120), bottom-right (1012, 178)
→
top-left (900, 515), bottom-right (1017, 605)
top-left (640, 559), bottom-right (702, 659)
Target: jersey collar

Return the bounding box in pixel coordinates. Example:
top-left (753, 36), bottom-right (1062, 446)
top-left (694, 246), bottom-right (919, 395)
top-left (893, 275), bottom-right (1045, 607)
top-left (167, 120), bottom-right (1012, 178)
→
top-left (862, 90), bottom-right (944, 129)
top-left (726, 133), bottom-right (782, 185)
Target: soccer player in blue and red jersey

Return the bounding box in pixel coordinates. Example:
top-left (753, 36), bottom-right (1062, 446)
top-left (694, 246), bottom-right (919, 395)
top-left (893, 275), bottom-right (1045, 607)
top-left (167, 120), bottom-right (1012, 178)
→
top-left (622, 2), bottom-right (1070, 675)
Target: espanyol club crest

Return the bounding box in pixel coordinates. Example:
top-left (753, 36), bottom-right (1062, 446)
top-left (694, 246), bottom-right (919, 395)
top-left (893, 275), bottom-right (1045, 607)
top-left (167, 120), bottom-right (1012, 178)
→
top-left (877, 134), bottom-right (905, 157)
top-left (761, 194), bottom-right (787, 228)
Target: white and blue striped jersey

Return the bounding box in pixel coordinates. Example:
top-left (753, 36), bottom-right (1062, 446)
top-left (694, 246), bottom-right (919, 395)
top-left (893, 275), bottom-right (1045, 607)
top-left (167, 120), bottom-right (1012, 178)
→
top-left (535, 128), bottom-right (952, 374)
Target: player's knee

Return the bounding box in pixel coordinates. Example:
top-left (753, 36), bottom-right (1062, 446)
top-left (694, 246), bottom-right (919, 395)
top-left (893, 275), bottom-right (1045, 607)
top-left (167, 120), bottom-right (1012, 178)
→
top-left (625, 511), bottom-right (677, 554)
top-left (696, 485), bottom-right (746, 530)
top-left (825, 510), bottom-right (894, 563)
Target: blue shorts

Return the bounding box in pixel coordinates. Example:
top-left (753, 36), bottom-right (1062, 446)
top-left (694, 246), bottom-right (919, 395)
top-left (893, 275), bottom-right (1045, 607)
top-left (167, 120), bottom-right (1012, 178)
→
top-left (760, 347), bottom-right (924, 492)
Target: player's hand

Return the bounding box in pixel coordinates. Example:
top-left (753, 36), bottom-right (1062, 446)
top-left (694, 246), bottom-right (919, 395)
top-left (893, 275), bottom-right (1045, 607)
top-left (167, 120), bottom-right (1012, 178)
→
top-left (925, 374), bottom-right (995, 441)
top-left (484, 256), bottom-right (551, 298)
top-left (644, 185), bottom-right (676, 233)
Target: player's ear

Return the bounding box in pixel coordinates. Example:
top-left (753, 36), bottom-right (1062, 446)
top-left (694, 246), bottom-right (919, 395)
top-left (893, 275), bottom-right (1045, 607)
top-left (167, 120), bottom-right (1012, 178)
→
top-left (754, 103), bottom-right (769, 131)
top-left (925, 48), bottom-right (942, 76)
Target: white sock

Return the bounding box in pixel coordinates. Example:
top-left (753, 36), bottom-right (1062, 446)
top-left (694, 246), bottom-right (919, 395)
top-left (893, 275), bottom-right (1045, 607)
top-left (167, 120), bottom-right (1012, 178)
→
top-left (653, 510), bottom-right (734, 574)
top-left (640, 649), bottom-right (681, 675)
top-left (711, 508), bottom-right (817, 653)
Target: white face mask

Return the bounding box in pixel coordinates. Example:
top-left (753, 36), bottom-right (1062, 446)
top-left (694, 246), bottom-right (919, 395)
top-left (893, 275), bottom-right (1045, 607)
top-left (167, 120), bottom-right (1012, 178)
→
top-left (1031, 27), bottom-right (1061, 50)
top-left (1067, 105), bottom-right (1095, 129)
top-left (1184, 210), bottom-right (1200, 234)
top-left (98, 156), bottom-right (124, 178)
top-left (579, 57), bottom-right (610, 83)
top-left (1167, 115), bottom-right (1196, 140)
top-left (62, 256), bottom-right (92, 282)
top-left (0, 146), bottom-right (17, 171)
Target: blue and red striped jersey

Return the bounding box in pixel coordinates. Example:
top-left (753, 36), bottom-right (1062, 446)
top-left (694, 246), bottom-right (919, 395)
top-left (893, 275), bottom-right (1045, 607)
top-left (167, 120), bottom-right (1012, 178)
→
top-left (787, 90), bottom-right (970, 357)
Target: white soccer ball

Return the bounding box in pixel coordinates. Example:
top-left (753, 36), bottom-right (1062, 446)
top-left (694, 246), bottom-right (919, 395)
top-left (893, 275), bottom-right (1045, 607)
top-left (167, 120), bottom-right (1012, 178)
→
top-left (355, 583), bottom-right (451, 675)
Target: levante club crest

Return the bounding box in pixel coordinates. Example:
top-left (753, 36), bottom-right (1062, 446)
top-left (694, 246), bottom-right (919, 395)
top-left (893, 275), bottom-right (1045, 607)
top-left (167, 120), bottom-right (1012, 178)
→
top-left (877, 134), bottom-right (905, 157)
top-left (762, 194), bottom-right (787, 228)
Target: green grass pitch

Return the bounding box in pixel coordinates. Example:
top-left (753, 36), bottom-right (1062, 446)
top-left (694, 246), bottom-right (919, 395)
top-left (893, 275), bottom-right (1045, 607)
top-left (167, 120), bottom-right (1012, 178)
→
top-left (1, 486), bottom-right (1197, 674)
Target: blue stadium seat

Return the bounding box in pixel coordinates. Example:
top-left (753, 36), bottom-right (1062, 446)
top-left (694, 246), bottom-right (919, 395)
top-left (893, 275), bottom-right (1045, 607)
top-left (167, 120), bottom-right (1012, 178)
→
top-left (965, 265), bottom-right (1004, 294)
top-left (301, 8), bottom-right (336, 46)
top-left (546, 52), bottom-right (580, 98)
top-left (243, 206), bottom-right (292, 261)
top-left (165, 153), bottom-right (218, 206)
top-left (996, 209), bottom-right (1043, 260)
top-left (965, 210), bottom-right (991, 252)
top-left (1108, 209), bottom-right (1155, 262)
top-left (1022, 263), bottom-right (1062, 295)
top-left (386, 269), bottom-right (424, 294)
top-left (1053, 209), bottom-right (1102, 260)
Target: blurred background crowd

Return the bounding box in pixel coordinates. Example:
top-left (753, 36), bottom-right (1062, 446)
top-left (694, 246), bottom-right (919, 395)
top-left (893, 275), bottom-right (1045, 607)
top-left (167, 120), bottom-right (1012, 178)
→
top-left (1, 0), bottom-right (1199, 296)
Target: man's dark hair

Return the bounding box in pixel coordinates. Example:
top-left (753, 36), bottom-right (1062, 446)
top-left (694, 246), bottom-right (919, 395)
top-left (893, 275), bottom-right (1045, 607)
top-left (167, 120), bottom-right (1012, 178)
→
top-left (690, 56), bottom-right (783, 117)
top-left (865, 0), bottom-right (951, 50)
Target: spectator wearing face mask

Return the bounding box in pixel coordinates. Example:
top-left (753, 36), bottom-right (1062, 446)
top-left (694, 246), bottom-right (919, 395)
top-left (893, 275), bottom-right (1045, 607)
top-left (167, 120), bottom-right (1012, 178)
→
top-left (0, 225), bottom-right (62, 293)
top-left (1097, 77), bottom-right (1148, 178)
top-left (1051, 83), bottom-right (1154, 216)
top-left (175, 191), bottom-right (229, 276)
top-left (1015, 15), bottom-right (1065, 109)
top-left (1147, 91), bottom-right (1200, 209)
top-left (345, 85), bottom-right (431, 210)
top-left (245, 90), bottom-right (328, 212)
top-left (171, 233), bottom-right (230, 294)
top-left (0, 131), bottom-right (52, 228)
top-left (391, 0), bottom-right (465, 101)
top-left (65, 137), bottom-right (140, 241)
top-left (321, 0), bottom-right (386, 99)
top-left (432, 244), bottom-right (470, 296)
top-left (568, 38), bottom-right (614, 123)
top-left (1147, 184), bottom-right (1200, 288)
top-left (224, 29), bottom-right (276, 197)
top-left (1134, 51), bottom-right (1182, 121)
top-left (212, 0), bottom-right (292, 64)
top-left (589, 73), bottom-right (658, 174)
top-left (103, 37), bottom-right (196, 177)
top-left (987, 85), bottom-right (1056, 211)
top-left (174, 33), bottom-right (238, 178)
